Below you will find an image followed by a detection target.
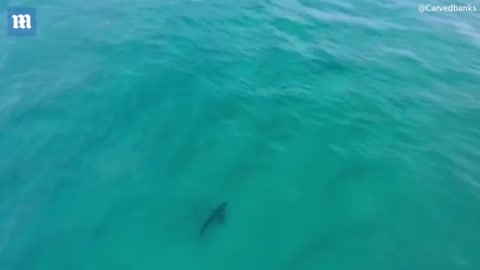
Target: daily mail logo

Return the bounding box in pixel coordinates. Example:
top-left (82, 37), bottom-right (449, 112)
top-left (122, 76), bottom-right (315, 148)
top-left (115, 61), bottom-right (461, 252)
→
top-left (7, 7), bottom-right (37, 37)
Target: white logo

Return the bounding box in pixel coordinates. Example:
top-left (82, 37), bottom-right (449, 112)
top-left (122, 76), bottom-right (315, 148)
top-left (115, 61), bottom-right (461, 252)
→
top-left (11, 14), bottom-right (32, 29)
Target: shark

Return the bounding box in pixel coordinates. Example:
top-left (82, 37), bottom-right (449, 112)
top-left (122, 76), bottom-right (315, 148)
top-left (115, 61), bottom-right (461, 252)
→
top-left (200, 202), bottom-right (228, 236)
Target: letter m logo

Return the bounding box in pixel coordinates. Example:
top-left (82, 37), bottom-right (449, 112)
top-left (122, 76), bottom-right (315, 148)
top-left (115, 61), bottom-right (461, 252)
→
top-left (7, 7), bottom-right (37, 37)
top-left (12, 14), bottom-right (32, 29)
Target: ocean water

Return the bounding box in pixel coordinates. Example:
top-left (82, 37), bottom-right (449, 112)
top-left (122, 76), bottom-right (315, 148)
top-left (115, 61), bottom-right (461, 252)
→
top-left (1, 0), bottom-right (480, 269)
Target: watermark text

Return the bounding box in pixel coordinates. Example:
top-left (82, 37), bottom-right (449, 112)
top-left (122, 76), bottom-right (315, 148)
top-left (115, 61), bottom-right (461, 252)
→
top-left (418, 4), bottom-right (477, 13)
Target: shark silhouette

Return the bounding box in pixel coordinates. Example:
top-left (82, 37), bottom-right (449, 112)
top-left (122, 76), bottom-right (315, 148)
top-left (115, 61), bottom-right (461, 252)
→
top-left (200, 202), bottom-right (228, 236)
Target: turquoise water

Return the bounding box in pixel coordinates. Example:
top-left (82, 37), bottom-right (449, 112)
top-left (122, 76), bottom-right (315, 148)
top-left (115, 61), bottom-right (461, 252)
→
top-left (1, 0), bottom-right (480, 269)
